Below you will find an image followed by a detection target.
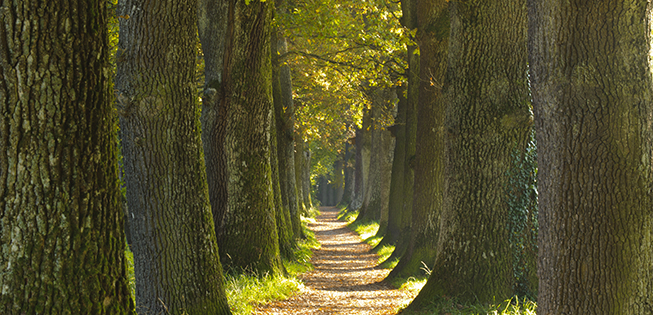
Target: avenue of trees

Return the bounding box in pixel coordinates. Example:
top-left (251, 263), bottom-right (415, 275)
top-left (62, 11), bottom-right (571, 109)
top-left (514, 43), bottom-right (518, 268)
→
top-left (1, 0), bottom-right (652, 315)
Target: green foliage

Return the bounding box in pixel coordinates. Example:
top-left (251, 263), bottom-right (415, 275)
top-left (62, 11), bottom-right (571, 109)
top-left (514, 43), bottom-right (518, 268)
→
top-left (225, 272), bottom-right (303, 315)
top-left (276, 0), bottom-right (409, 181)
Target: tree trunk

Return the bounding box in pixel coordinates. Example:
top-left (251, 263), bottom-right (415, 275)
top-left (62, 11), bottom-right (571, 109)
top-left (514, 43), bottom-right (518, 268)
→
top-left (407, 0), bottom-right (533, 307)
top-left (339, 139), bottom-right (355, 207)
top-left (385, 0), bottom-right (419, 264)
top-left (293, 131), bottom-right (306, 214)
top-left (349, 127), bottom-right (365, 211)
top-left (350, 108), bottom-right (372, 211)
top-left (358, 88), bottom-right (395, 223)
top-left (387, 0), bottom-right (448, 280)
top-left (302, 147), bottom-right (313, 210)
top-left (0, 0), bottom-right (134, 312)
top-left (270, 83), bottom-right (295, 260)
top-left (114, 0), bottom-right (231, 313)
top-left (219, 0), bottom-right (283, 274)
top-left (375, 84), bottom-right (407, 249)
top-left (272, 29), bottom-right (302, 240)
top-left (198, 0), bottom-right (230, 243)
top-left (529, 1), bottom-right (653, 313)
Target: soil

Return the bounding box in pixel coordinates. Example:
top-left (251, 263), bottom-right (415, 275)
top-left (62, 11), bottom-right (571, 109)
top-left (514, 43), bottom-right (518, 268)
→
top-left (255, 207), bottom-right (417, 315)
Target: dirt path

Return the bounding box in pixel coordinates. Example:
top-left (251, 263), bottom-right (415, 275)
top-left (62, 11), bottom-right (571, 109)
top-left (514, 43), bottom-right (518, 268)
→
top-left (255, 207), bottom-right (415, 315)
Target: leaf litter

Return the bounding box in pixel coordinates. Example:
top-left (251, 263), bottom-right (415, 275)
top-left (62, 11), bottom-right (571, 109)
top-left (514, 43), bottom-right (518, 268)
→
top-left (256, 207), bottom-right (417, 315)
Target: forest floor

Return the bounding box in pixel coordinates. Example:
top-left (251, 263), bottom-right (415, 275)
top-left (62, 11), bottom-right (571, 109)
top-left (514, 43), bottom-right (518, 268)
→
top-left (255, 207), bottom-right (417, 315)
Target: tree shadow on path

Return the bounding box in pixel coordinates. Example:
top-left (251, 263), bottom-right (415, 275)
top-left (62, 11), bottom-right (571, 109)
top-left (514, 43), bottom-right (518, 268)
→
top-left (256, 207), bottom-right (417, 315)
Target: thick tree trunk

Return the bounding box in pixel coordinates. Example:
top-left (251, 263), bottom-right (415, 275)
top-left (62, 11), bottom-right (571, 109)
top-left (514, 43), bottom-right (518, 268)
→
top-left (375, 84), bottom-right (407, 249)
top-left (349, 127), bottom-right (365, 211)
top-left (385, 0), bottom-right (419, 263)
top-left (219, 0), bottom-right (283, 274)
top-left (387, 0), bottom-right (448, 280)
top-left (272, 30), bottom-right (302, 240)
top-left (270, 88), bottom-right (295, 260)
top-left (0, 1), bottom-right (134, 312)
top-left (198, 0), bottom-right (230, 243)
top-left (115, 0), bottom-right (231, 313)
top-left (407, 0), bottom-right (533, 307)
top-left (529, 1), bottom-right (653, 313)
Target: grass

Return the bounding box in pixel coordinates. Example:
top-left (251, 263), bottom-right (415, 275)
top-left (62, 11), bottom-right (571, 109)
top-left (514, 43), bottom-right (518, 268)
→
top-left (338, 208), bottom-right (396, 267)
top-left (400, 296), bottom-right (537, 315)
top-left (225, 272), bottom-right (303, 315)
top-left (125, 207), bottom-right (321, 315)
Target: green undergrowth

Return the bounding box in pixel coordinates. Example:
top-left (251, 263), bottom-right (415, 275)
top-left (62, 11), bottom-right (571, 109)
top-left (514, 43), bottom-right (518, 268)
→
top-left (399, 296), bottom-right (537, 315)
top-left (226, 210), bottom-right (321, 315)
top-left (125, 207), bottom-right (321, 315)
top-left (338, 208), bottom-right (396, 267)
top-left (225, 271), bottom-right (303, 315)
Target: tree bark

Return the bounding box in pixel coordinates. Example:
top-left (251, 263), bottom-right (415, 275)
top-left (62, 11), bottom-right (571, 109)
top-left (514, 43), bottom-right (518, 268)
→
top-left (198, 0), bottom-right (230, 243)
top-left (388, 0), bottom-right (448, 280)
top-left (407, 0), bottom-right (533, 307)
top-left (385, 0), bottom-right (419, 264)
top-left (272, 27), bottom-right (302, 240)
top-left (350, 108), bottom-right (372, 211)
top-left (0, 0), bottom-right (134, 312)
top-left (219, 0), bottom-right (283, 274)
top-left (294, 131), bottom-right (307, 214)
top-left (529, 1), bottom-right (653, 313)
top-left (375, 84), bottom-right (407, 249)
top-left (114, 0), bottom-right (232, 313)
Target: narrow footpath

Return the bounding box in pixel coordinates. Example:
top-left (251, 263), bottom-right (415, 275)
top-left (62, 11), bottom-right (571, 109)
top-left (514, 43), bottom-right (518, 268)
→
top-left (256, 207), bottom-right (416, 315)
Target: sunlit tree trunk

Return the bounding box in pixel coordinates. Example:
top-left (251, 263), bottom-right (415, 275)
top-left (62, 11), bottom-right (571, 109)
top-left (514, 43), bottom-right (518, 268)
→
top-left (115, 0), bottom-right (232, 312)
top-left (0, 0), bottom-right (134, 312)
top-left (407, 0), bottom-right (533, 307)
top-left (219, 0), bottom-right (283, 274)
top-left (529, 1), bottom-right (653, 313)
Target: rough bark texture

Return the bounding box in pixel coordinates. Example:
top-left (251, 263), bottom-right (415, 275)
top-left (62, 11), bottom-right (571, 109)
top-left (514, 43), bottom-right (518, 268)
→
top-left (198, 0), bottom-right (230, 243)
top-left (385, 0), bottom-right (419, 264)
top-left (0, 0), bottom-right (134, 313)
top-left (115, 0), bottom-right (232, 313)
top-left (375, 84), bottom-right (407, 249)
top-left (388, 0), bottom-right (448, 280)
top-left (408, 0), bottom-right (533, 307)
top-left (272, 29), bottom-right (302, 240)
top-left (529, 1), bottom-right (653, 313)
top-left (270, 85), bottom-right (295, 259)
top-left (219, 0), bottom-right (283, 274)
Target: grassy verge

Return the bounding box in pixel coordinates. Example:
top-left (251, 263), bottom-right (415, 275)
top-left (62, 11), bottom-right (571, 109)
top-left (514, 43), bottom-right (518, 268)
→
top-left (125, 207), bottom-right (321, 315)
top-left (337, 209), bottom-right (396, 266)
top-left (399, 296), bottom-right (537, 315)
top-left (339, 209), bottom-right (537, 315)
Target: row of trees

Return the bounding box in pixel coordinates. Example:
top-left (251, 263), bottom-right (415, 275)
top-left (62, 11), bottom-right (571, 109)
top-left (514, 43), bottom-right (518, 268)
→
top-left (314, 0), bottom-right (653, 314)
top-left (2, 0), bottom-right (653, 314)
top-left (1, 0), bottom-right (317, 314)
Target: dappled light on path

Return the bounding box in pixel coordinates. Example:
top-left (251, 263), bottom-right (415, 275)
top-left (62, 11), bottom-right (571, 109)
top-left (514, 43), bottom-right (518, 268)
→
top-left (256, 207), bottom-right (416, 314)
